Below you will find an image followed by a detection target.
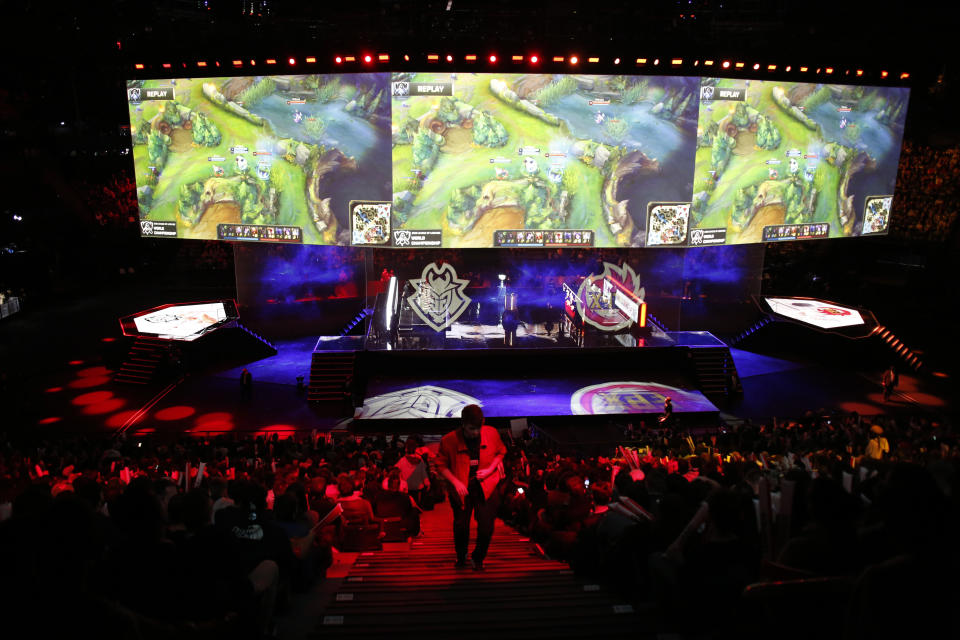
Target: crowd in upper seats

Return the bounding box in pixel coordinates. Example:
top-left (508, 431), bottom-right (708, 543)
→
top-left (1, 409), bottom-right (957, 637)
top-left (891, 142), bottom-right (960, 241)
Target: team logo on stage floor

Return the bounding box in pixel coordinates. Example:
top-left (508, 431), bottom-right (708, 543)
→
top-left (357, 385), bottom-right (480, 420)
top-left (571, 381), bottom-right (697, 415)
top-left (575, 262), bottom-right (645, 332)
top-left (408, 262), bottom-right (472, 332)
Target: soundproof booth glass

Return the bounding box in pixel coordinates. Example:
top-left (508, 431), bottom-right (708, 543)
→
top-left (126, 73), bottom-right (908, 249)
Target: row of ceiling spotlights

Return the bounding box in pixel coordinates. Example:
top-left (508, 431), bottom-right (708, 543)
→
top-left (133, 55), bottom-right (910, 80)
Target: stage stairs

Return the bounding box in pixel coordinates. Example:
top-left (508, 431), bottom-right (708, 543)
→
top-left (689, 345), bottom-right (741, 397)
top-left (873, 324), bottom-right (924, 372)
top-left (236, 322), bottom-right (277, 352)
top-left (114, 337), bottom-right (167, 385)
top-left (308, 351), bottom-right (356, 402)
top-left (728, 315), bottom-right (775, 347)
top-left (340, 308), bottom-right (373, 337)
top-left (309, 502), bottom-right (648, 640)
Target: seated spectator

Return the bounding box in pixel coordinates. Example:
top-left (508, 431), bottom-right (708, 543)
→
top-left (374, 468), bottom-right (421, 538)
top-left (336, 474), bottom-right (378, 526)
top-left (395, 438), bottom-right (431, 506)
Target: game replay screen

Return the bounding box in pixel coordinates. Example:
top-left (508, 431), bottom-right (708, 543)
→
top-left (126, 73), bottom-right (908, 248)
top-left (126, 74), bottom-right (391, 245)
top-left (691, 80), bottom-right (909, 245)
top-left (390, 72), bottom-right (699, 248)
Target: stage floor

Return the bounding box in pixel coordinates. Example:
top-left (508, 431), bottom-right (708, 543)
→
top-left (355, 375), bottom-right (718, 421)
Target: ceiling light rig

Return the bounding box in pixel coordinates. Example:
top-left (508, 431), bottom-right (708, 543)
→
top-left (128, 52), bottom-right (906, 85)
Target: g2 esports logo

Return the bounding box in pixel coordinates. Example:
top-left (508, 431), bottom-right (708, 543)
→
top-left (407, 262), bottom-right (472, 332)
top-left (575, 262), bottom-right (645, 332)
top-left (356, 385), bottom-right (480, 420)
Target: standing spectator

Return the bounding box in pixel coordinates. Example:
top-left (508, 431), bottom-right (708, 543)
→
top-left (240, 368), bottom-right (253, 401)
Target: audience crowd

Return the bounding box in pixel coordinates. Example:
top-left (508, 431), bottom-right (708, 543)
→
top-left (1, 408), bottom-right (957, 637)
top-left (891, 142), bottom-right (960, 241)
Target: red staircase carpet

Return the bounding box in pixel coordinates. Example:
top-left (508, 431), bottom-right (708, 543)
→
top-left (310, 501), bottom-right (647, 639)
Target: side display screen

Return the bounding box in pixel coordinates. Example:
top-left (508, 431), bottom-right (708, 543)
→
top-left (691, 80), bottom-right (909, 245)
top-left (126, 73), bottom-right (908, 248)
top-left (122, 300), bottom-right (239, 341)
top-left (764, 297), bottom-right (865, 330)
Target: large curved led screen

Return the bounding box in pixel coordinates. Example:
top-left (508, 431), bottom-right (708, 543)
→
top-left (127, 74), bottom-right (391, 245)
top-left (126, 74), bottom-right (908, 248)
top-left (691, 80), bottom-right (908, 244)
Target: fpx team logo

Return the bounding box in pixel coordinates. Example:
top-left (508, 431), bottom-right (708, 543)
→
top-left (407, 262), bottom-right (472, 332)
top-left (571, 382), bottom-right (700, 415)
top-left (575, 262), bottom-right (645, 332)
top-left (816, 307), bottom-right (852, 316)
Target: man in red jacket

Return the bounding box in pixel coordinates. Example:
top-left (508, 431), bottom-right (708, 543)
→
top-left (436, 404), bottom-right (506, 570)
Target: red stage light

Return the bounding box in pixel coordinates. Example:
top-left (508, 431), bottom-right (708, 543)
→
top-left (530, 55), bottom-right (539, 63)
top-left (881, 70), bottom-right (888, 78)
top-left (427, 54), bottom-right (439, 62)
top-left (232, 60), bottom-right (242, 67)
top-left (489, 54), bottom-right (497, 63)
top-left (335, 56), bottom-right (342, 63)
top-left (72, 391), bottom-right (113, 406)
top-left (378, 54), bottom-right (389, 62)
top-left (900, 72), bottom-right (910, 80)
top-left (38, 417), bottom-right (62, 425)
top-left (78, 366), bottom-right (112, 378)
top-left (613, 58), bottom-right (620, 65)
top-left (155, 406), bottom-right (197, 421)
top-left (465, 54), bottom-right (477, 61)
top-left (266, 59), bottom-right (277, 65)
top-left (101, 337), bottom-right (116, 342)
top-left (364, 55), bottom-right (372, 63)
top-left (588, 57), bottom-right (599, 63)
top-left (447, 54), bottom-right (453, 62)
top-left (288, 57), bottom-right (296, 65)
top-left (722, 61), bottom-right (730, 69)
top-left (197, 61), bottom-right (207, 67)
top-left (404, 54), bottom-right (410, 61)
top-left (753, 63), bottom-right (760, 70)
top-left (134, 63), bottom-right (144, 70)
top-left (83, 399), bottom-right (126, 416)
top-left (570, 56), bottom-right (578, 65)
top-left (46, 387), bottom-right (63, 393)
top-left (68, 376), bottom-right (110, 389)
top-left (250, 60), bottom-right (256, 66)
top-left (105, 410), bottom-right (140, 429)
top-left (825, 67), bottom-right (834, 74)
top-left (68, 360), bottom-right (84, 365)
top-left (162, 63), bottom-right (171, 69)
top-left (306, 57), bottom-right (316, 63)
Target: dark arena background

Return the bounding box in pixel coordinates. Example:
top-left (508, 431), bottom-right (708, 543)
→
top-left (1, 2), bottom-right (959, 639)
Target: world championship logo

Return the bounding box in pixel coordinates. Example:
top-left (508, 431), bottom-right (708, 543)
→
top-left (407, 262), bottom-right (472, 332)
top-left (570, 382), bottom-right (701, 415)
top-left (575, 262), bottom-right (645, 332)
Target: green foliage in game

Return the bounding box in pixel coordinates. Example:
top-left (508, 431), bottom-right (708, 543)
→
top-left (533, 76), bottom-right (577, 106)
top-left (710, 132), bottom-right (735, 175)
top-left (754, 115), bottom-right (782, 150)
top-left (315, 77), bottom-right (342, 103)
top-left (471, 111), bottom-right (509, 147)
top-left (191, 112), bottom-right (222, 147)
top-left (237, 78), bottom-right (276, 106)
top-left (412, 130), bottom-right (442, 173)
top-left (147, 130), bottom-right (171, 168)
